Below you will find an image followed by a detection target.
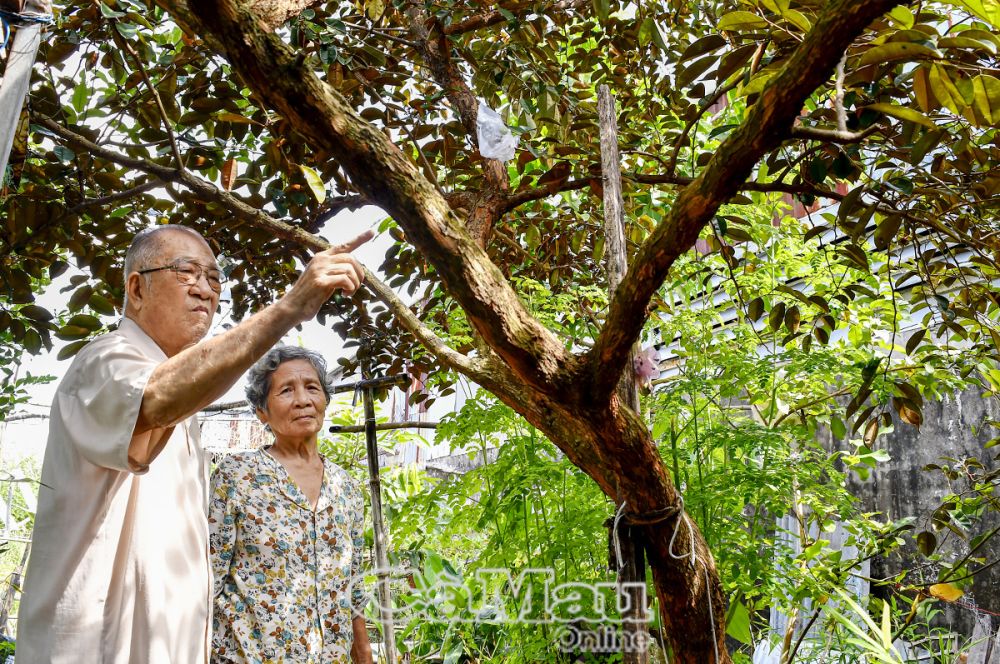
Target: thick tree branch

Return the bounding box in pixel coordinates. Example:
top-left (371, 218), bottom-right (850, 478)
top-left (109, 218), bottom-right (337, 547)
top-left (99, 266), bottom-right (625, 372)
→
top-left (502, 177), bottom-right (593, 211)
top-left (35, 115), bottom-right (488, 383)
top-left (154, 0), bottom-right (575, 395)
top-left (582, 0), bottom-right (906, 401)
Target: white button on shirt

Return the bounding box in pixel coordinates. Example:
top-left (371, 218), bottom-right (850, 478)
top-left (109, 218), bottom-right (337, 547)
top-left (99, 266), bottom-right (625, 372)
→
top-left (17, 318), bottom-right (211, 663)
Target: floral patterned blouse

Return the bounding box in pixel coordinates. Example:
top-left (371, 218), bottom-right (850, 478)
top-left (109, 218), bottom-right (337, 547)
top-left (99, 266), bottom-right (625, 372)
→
top-left (209, 448), bottom-right (368, 663)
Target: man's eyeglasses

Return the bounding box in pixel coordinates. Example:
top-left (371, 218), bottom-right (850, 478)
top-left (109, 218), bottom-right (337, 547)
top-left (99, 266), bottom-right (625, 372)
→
top-left (137, 260), bottom-right (225, 293)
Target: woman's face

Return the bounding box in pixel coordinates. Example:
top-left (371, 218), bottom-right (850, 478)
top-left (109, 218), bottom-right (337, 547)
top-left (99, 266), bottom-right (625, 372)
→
top-left (257, 359), bottom-right (329, 442)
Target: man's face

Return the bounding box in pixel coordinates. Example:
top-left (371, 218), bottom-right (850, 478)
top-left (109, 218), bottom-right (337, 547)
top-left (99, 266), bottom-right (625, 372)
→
top-left (132, 231), bottom-right (220, 356)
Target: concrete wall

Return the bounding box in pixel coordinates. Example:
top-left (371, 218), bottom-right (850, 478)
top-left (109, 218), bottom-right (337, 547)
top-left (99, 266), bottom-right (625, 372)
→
top-left (831, 387), bottom-right (1000, 657)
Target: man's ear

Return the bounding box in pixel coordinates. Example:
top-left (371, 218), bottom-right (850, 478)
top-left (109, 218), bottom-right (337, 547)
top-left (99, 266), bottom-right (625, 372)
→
top-left (126, 272), bottom-right (146, 312)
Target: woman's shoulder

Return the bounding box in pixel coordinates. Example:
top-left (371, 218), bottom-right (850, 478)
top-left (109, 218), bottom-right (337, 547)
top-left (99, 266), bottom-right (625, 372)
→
top-left (213, 449), bottom-right (265, 477)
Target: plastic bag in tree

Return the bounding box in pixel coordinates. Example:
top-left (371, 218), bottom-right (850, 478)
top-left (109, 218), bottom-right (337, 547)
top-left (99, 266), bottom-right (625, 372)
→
top-left (476, 100), bottom-right (518, 162)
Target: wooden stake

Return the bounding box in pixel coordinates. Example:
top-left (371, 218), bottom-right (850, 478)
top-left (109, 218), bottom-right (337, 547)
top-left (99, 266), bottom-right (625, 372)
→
top-left (363, 383), bottom-right (398, 664)
top-left (599, 84), bottom-right (648, 663)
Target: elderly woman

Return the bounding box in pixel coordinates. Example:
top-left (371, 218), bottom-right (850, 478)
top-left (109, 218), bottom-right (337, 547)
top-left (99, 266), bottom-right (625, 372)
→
top-left (209, 346), bottom-right (373, 663)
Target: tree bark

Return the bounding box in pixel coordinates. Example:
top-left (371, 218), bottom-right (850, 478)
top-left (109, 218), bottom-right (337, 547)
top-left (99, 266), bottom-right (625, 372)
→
top-left (246, 0), bottom-right (323, 31)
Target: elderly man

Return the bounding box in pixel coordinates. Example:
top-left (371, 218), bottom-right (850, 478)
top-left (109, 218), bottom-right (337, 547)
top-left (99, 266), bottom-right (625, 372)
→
top-left (17, 224), bottom-right (371, 663)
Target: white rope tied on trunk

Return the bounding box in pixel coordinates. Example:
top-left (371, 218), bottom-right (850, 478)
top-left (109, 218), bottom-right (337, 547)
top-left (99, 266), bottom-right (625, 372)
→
top-left (612, 495), bottom-right (721, 664)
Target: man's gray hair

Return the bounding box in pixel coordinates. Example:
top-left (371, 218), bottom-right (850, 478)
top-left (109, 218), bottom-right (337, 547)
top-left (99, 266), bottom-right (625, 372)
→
top-left (245, 346), bottom-right (333, 413)
top-left (123, 225), bottom-right (210, 309)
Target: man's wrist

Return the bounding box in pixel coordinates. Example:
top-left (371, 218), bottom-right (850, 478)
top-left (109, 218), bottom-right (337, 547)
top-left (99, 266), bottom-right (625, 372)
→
top-left (270, 292), bottom-right (305, 327)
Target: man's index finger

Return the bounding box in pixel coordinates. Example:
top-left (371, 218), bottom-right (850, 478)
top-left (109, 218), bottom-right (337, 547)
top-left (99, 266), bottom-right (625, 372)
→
top-left (328, 229), bottom-right (376, 254)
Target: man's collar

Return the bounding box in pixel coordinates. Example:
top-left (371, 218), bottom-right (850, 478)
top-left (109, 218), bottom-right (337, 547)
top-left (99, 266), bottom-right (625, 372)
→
top-left (119, 316), bottom-right (168, 362)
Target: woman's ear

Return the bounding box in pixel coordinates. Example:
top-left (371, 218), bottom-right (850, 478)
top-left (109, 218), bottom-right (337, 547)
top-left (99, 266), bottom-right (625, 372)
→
top-left (255, 407), bottom-right (268, 426)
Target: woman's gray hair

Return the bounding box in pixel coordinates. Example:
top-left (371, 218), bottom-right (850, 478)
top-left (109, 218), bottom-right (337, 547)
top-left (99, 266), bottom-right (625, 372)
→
top-left (245, 346), bottom-right (332, 412)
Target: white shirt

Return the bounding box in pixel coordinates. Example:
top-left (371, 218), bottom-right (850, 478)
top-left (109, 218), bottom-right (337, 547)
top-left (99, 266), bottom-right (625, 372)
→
top-left (17, 318), bottom-right (211, 663)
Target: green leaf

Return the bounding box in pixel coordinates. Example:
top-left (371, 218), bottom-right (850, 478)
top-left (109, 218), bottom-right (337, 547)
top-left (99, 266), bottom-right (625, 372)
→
top-left (906, 329), bottom-right (926, 354)
top-left (442, 639), bottom-right (464, 664)
top-left (830, 416), bottom-right (847, 440)
top-left (784, 305), bottom-right (801, 334)
top-left (58, 339), bottom-right (90, 361)
top-left (913, 66), bottom-right (936, 112)
top-left (939, 36), bottom-right (998, 54)
top-left (972, 75), bottom-right (1000, 124)
top-left (88, 293), bottom-right (117, 316)
top-left (860, 42), bottom-right (941, 67)
top-left (802, 539), bottom-right (827, 560)
top-left (874, 215), bottom-right (902, 250)
top-left (889, 5), bottom-right (915, 28)
top-left (365, 0), bottom-right (385, 21)
top-left (741, 69), bottom-right (776, 97)
top-left (216, 112), bottom-right (257, 124)
top-left (638, 17), bottom-right (667, 50)
top-left (768, 301), bottom-right (786, 332)
top-left (18, 305), bottom-right (53, 322)
top-left (299, 165), bottom-right (326, 204)
top-left (679, 35), bottom-right (726, 63)
top-left (55, 325), bottom-right (93, 341)
top-left (525, 225), bottom-right (541, 250)
top-left (99, 2), bottom-right (127, 19)
top-left (23, 329), bottom-right (42, 355)
top-left (781, 9), bottom-right (811, 32)
top-left (865, 103), bottom-right (935, 128)
top-left (929, 65), bottom-right (965, 115)
top-left (880, 600), bottom-right (892, 649)
top-left (916, 530), bottom-right (937, 556)
top-left (717, 11), bottom-right (768, 31)
top-left (67, 314), bottom-right (102, 331)
top-left (72, 82), bottom-right (89, 113)
top-left (726, 600), bottom-right (752, 645)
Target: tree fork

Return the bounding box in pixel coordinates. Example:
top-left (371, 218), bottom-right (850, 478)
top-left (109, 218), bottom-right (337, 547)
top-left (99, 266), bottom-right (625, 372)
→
top-left (147, 2), bottom-right (908, 661)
